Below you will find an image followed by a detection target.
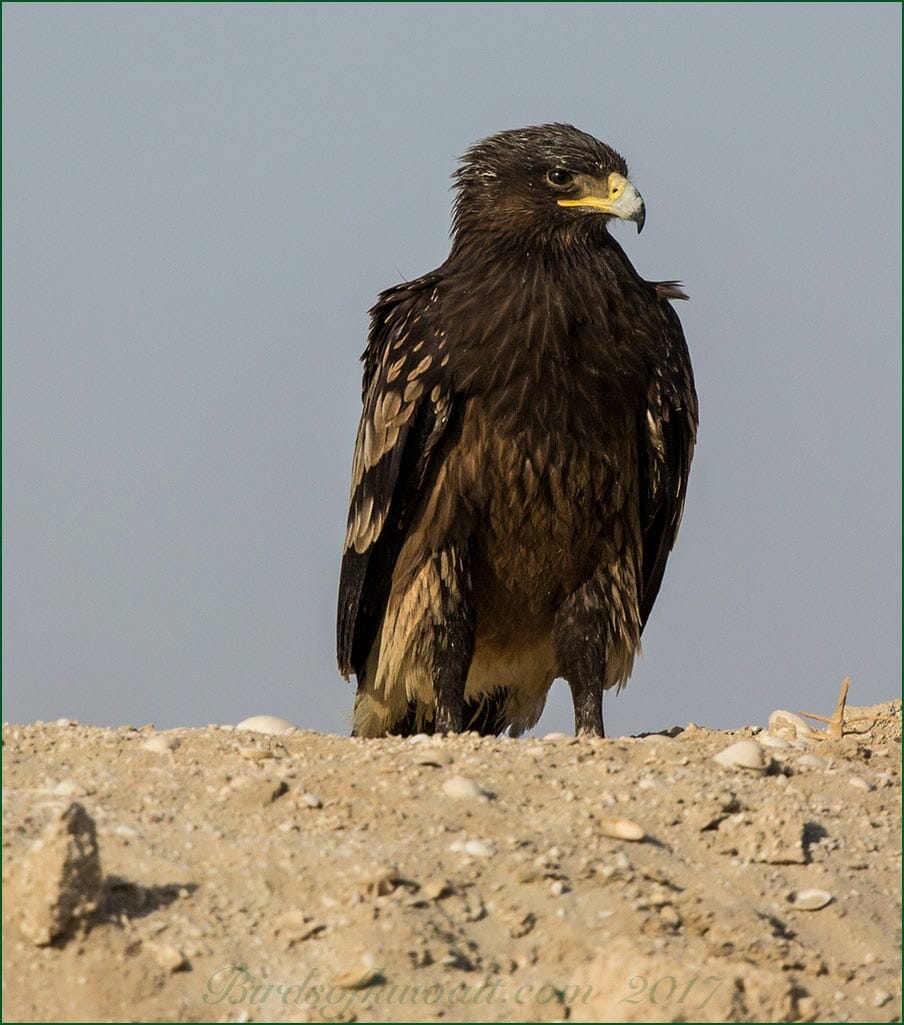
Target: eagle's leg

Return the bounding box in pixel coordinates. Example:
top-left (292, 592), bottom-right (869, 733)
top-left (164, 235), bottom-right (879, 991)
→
top-left (554, 582), bottom-right (608, 738)
top-left (429, 543), bottom-right (474, 734)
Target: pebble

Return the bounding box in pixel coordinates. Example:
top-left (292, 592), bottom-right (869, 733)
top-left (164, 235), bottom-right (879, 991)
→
top-left (598, 816), bottom-right (645, 842)
top-left (141, 734), bottom-right (180, 754)
top-left (412, 749), bottom-right (453, 767)
top-left (145, 941), bottom-right (187, 972)
top-left (422, 878), bottom-right (453, 900)
top-left (797, 753), bottom-right (828, 769)
top-left (769, 710), bottom-right (814, 739)
top-left (300, 792), bottom-right (323, 808)
top-left (758, 734), bottom-right (790, 750)
top-left (543, 732), bottom-right (575, 744)
top-left (713, 739), bottom-right (767, 772)
top-left (49, 779), bottom-right (88, 797)
top-left (846, 775), bottom-right (873, 792)
top-left (330, 966), bottom-right (383, 990)
top-left (235, 715), bottom-right (298, 735)
top-left (789, 888), bottom-right (833, 911)
top-left (448, 838), bottom-right (495, 858)
top-left (237, 746), bottom-right (275, 761)
top-left (442, 775), bottom-right (491, 802)
top-left (273, 910), bottom-right (323, 944)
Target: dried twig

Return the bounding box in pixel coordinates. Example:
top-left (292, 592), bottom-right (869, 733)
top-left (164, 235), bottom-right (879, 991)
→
top-left (799, 677), bottom-right (899, 740)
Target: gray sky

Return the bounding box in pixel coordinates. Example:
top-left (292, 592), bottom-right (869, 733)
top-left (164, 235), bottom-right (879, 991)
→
top-left (3, 3), bottom-right (901, 737)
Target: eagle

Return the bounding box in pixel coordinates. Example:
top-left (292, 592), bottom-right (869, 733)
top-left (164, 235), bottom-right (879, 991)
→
top-left (337, 123), bottom-right (697, 738)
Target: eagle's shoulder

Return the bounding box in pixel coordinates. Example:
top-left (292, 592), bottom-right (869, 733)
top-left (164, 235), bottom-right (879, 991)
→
top-left (360, 272), bottom-right (445, 400)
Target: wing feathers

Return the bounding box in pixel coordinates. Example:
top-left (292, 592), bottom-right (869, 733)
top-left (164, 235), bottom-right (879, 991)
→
top-left (337, 277), bottom-right (455, 679)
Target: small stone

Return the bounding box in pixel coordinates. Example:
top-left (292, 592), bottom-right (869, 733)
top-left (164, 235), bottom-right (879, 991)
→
top-left (301, 792), bottom-right (323, 808)
top-left (331, 966), bottom-right (383, 990)
top-left (789, 888), bottom-right (833, 911)
top-left (714, 739), bottom-right (766, 772)
top-left (758, 734), bottom-right (790, 750)
top-left (442, 776), bottom-right (491, 801)
top-left (846, 776), bottom-right (873, 792)
top-left (422, 878), bottom-right (453, 900)
top-left (141, 734), bottom-right (180, 754)
top-left (797, 753), bottom-right (828, 769)
top-left (145, 940), bottom-right (187, 972)
top-left (235, 715), bottom-right (298, 735)
top-left (49, 779), bottom-right (87, 797)
top-left (874, 990), bottom-right (893, 1008)
top-left (769, 710), bottom-right (815, 739)
top-left (274, 910), bottom-right (323, 945)
top-left (549, 880), bottom-right (566, 896)
top-left (543, 732), bottom-right (574, 743)
top-left (598, 816), bottom-right (645, 842)
top-left (462, 839), bottom-right (495, 858)
top-left (796, 995), bottom-right (818, 1021)
top-left (412, 749), bottom-right (453, 767)
top-left (237, 746), bottom-right (275, 761)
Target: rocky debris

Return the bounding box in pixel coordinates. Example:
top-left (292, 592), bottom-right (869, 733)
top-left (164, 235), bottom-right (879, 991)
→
top-left (1, 700), bottom-right (900, 1022)
top-left (11, 802), bottom-right (102, 946)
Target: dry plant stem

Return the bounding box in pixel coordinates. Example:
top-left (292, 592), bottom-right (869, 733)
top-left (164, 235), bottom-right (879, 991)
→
top-left (800, 677), bottom-right (899, 741)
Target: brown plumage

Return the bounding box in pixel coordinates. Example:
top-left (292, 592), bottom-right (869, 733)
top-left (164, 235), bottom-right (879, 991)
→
top-left (337, 123), bottom-right (697, 738)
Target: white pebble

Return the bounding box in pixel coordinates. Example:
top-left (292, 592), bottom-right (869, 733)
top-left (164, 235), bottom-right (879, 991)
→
top-left (145, 940), bottom-right (187, 972)
top-left (789, 888), bottom-right (833, 911)
top-left (50, 779), bottom-right (87, 797)
top-left (442, 776), bottom-right (491, 801)
top-left (301, 792), bottom-right (323, 808)
top-left (713, 739), bottom-right (766, 772)
top-left (413, 749), bottom-right (453, 767)
top-left (463, 839), bottom-right (495, 858)
top-left (598, 816), bottom-right (645, 842)
top-left (758, 734), bottom-right (790, 750)
top-left (141, 734), bottom-right (180, 754)
top-left (846, 775), bottom-right (873, 792)
top-left (769, 710), bottom-right (815, 739)
top-left (235, 715), bottom-right (298, 735)
top-left (797, 753), bottom-right (828, 769)
top-left (543, 732), bottom-right (574, 743)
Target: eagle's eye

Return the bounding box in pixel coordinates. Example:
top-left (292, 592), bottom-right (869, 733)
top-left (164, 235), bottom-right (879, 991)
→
top-left (545, 168), bottom-right (574, 188)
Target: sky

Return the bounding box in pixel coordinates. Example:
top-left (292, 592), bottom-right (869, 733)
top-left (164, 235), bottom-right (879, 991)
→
top-left (3, 3), bottom-right (901, 738)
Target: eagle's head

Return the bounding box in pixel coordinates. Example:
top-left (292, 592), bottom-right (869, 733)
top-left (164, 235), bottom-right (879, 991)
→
top-left (451, 123), bottom-right (645, 244)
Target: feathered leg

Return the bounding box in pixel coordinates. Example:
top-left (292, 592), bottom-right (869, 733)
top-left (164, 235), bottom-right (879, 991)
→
top-left (554, 561), bottom-right (642, 737)
top-left (430, 544), bottom-right (474, 733)
top-left (554, 578), bottom-right (610, 738)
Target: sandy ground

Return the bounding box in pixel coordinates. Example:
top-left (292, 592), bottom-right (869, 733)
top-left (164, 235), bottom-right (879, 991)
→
top-left (2, 697), bottom-right (900, 1023)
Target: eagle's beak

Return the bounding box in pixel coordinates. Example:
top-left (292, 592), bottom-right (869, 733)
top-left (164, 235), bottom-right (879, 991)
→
top-left (557, 172), bottom-right (646, 234)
